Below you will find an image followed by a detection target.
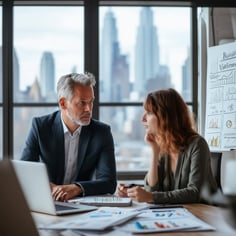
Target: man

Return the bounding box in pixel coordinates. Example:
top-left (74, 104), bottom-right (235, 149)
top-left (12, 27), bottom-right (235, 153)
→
top-left (21, 72), bottom-right (117, 201)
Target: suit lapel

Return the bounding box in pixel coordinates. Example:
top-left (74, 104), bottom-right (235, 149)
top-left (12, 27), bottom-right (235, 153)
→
top-left (52, 111), bottom-right (65, 183)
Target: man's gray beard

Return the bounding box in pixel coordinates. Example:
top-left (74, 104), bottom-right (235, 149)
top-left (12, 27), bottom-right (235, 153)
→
top-left (66, 111), bottom-right (91, 126)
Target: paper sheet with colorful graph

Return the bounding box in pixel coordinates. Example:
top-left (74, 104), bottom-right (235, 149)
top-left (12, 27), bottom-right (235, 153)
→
top-left (38, 207), bottom-right (141, 231)
top-left (116, 207), bottom-right (215, 233)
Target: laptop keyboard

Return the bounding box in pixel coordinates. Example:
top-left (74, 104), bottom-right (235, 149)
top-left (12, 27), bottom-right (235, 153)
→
top-left (55, 204), bottom-right (78, 211)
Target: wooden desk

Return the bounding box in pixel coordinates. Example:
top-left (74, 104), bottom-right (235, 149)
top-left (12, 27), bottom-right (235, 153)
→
top-left (176, 204), bottom-right (235, 236)
top-left (33, 203), bottom-right (236, 236)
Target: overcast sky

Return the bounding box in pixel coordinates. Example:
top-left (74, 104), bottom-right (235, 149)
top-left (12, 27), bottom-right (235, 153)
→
top-left (12, 6), bottom-right (190, 92)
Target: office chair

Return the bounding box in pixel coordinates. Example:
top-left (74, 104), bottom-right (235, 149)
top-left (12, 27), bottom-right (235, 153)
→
top-left (210, 152), bottom-right (222, 191)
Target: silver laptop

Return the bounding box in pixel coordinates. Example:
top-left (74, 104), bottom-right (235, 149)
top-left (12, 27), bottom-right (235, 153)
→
top-left (0, 160), bottom-right (39, 236)
top-left (12, 160), bottom-right (97, 215)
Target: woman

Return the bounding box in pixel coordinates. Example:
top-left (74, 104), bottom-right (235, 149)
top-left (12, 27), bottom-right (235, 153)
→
top-left (118, 88), bottom-right (217, 204)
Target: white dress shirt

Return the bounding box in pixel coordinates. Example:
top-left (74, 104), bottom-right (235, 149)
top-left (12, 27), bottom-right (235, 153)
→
top-left (61, 117), bottom-right (81, 185)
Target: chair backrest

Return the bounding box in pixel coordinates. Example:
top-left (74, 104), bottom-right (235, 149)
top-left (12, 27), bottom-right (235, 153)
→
top-left (210, 152), bottom-right (222, 190)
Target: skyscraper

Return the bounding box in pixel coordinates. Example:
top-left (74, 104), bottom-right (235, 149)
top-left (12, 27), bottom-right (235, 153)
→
top-left (100, 8), bottom-right (130, 102)
top-left (13, 49), bottom-right (20, 98)
top-left (40, 51), bottom-right (55, 99)
top-left (100, 8), bottom-right (118, 101)
top-left (182, 50), bottom-right (192, 101)
top-left (134, 7), bottom-right (160, 96)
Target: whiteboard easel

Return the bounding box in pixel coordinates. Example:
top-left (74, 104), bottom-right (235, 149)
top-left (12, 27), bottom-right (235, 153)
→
top-left (205, 42), bottom-right (236, 151)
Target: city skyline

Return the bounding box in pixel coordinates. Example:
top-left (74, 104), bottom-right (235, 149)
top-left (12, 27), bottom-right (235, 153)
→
top-left (100, 7), bottom-right (190, 91)
top-left (11, 6), bottom-right (190, 102)
top-left (13, 6), bottom-right (190, 93)
top-left (0, 6), bottom-right (192, 169)
top-left (14, 6), bottom-right (84, 92)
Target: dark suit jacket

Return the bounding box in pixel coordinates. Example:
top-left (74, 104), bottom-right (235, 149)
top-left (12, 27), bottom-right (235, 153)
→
top-left (21, 110), bottom-right (117, 196)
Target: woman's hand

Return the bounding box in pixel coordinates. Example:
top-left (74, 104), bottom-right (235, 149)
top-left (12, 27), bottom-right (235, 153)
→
top-left (145, 133), bottom-right (156, 143)
top-left (117, 183), bottom-right (128, 197)
top-left (127, 186), bottom-right (154, 203)
top-left (145, 133), bottom-right (160, 156)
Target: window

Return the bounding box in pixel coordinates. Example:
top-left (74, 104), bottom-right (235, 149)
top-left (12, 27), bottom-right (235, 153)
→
top-left (3, 1), bottom-right (234, 175)
top-left (99, 6), bottom-right (191, 171)
top-left (13, 5), bottom-right (84, 159)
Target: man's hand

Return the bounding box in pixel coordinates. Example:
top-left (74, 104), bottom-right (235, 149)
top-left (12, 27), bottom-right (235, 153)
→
top-left (50, 183), bottom-right (82, 202)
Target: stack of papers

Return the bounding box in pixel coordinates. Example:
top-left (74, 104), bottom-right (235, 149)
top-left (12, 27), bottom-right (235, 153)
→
top-left (38, 206), bottom-right (215, 233)
top-left (116, 206), bottom-right (215, 233)
top-left (38, 207), bottom-right (140, 231)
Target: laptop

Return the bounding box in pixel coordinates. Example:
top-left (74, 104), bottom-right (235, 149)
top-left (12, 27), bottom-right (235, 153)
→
top-left (11, 160), bottom-right (97, 215)
top-left (0, 159), bottom-right (39, 236)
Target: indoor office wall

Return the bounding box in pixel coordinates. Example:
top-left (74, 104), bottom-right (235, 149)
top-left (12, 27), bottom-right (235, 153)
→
top-left (198, 7), bottom-right (236, 187)
top-left (198, 7), bottom-right (236, 137)
top-left (198, 7), bottom-right (236, 135)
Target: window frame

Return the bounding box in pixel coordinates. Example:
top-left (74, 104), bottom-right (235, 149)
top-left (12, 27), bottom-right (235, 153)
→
top-left (2, 0), bottom-right (236, 179)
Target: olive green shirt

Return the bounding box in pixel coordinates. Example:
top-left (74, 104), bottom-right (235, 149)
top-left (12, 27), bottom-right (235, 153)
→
top-left (144, 135), bottom-right (218, 204)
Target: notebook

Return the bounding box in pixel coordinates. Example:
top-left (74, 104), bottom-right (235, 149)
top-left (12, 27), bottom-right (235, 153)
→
top-left (0, 159), bottom-right (39, 236)
top-left (11, 160), bottom-right (97, 215)
top-left (69, 195), bottom-right (132, 207)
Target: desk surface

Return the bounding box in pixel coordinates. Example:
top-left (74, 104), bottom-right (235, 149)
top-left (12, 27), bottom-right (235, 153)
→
top-left (33, 203), bottom-right (236, 236)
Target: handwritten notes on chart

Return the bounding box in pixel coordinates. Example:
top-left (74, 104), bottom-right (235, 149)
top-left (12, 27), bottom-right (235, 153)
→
top-left (205, 42), bottom-right (236, 151)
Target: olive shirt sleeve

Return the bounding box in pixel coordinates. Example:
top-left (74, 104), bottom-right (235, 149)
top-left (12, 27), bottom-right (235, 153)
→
top-left (144, 135), bottom-right (218, 204)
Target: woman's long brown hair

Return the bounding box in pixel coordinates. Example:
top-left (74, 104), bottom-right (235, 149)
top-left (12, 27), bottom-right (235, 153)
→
top-left (144, 88), bottom-right (198, 154)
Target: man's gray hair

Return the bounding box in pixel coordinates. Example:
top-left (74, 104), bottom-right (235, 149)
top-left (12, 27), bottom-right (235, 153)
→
top-left (57, 72), bottom-right (96, 100)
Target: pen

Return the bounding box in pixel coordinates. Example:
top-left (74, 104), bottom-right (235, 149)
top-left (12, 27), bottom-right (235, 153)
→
top-left (149, 205), bottom-right (183, 209)
top-left (124, 183), bottom-right (144, 188)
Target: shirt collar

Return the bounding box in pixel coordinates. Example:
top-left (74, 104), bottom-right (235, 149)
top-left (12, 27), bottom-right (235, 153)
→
top-left (60, 114), bottom-right (82, 135)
